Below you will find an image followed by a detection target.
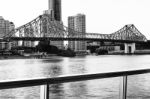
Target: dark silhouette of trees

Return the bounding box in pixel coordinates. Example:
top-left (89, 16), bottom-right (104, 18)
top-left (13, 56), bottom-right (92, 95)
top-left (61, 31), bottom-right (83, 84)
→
top-left (36, 41), bottom-right (59, 54)
top-left (58, 48), bottom-right (76, 57)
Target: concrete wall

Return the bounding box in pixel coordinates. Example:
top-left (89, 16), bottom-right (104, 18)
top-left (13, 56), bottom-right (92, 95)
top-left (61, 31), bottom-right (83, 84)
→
top-left (124, 43), bottom-right (135, 54)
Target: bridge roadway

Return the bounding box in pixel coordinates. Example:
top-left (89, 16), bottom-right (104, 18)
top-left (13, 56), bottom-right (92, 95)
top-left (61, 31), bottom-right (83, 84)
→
top-left (4, 37), bottom-right (146, 44)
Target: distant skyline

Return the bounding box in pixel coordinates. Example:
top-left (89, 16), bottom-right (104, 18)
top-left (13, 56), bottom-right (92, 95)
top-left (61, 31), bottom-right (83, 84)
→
top-left (0, 0), bottom-right (150, 39)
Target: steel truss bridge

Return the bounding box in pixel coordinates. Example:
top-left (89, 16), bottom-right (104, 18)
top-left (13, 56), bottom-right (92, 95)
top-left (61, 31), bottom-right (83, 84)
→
top-left (2, 14), bottom-right (147, 43)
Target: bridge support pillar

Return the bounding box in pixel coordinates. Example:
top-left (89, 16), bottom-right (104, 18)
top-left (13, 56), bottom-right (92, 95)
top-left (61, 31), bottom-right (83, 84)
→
top-left (124, 43), bottom-right (135, 54)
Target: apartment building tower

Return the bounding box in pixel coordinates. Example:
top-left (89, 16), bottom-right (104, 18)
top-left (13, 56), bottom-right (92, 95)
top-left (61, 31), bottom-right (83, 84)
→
top-left (0, 16), bottom-right (15, 49)
top-left (0, 16), bottom-right (10, 38)
top-left (42, 0), bottom-right (63, 49)
top-left (48, 0), bottom-right (61, 21)
top-left (68, 14), bottom-right (87, 52)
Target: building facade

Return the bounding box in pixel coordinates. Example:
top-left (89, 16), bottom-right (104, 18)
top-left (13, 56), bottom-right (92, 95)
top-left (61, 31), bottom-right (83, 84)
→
top-left (0, 16), bottom-right (10, 38)
top-left (68, 16), bottom-right (75, 50)
top-left (0, 16), bottom-right (15, 50)
top-left (48, 0), bottom-right (61, 21)
top-left (42, 0), bottom-right (63, 49)
top-left (68, 14), bottom-right (87, 52)
top-left (43, 10), bottom-right (64, 49)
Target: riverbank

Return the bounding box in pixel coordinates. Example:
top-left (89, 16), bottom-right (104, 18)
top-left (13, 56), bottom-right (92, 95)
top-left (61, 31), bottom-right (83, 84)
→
top-left (0, 55), bottom-right (29, 60)
top-left (107, 50), bottom-right (150, 55)
top-left (1, 50), bottom-right (150, 60)
top-left (0, 54), bottom-right (64, 60)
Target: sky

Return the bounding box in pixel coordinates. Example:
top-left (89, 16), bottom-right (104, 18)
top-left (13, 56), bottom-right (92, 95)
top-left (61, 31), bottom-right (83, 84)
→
top-left (0, 0), bottom-right (150, 39)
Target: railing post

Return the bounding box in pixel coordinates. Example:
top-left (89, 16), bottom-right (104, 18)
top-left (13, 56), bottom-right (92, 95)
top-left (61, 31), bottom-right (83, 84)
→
top-left (123, 75), bottom-right (128, 99)
top-left (40, 83), bottom-right (49, 99)
top-left (120, 75), bottom-right (128, 99)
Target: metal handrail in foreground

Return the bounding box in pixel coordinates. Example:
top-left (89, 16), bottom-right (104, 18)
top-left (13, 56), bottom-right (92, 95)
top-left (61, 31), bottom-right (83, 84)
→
top-left (0, 69), bottom-right (150, 99)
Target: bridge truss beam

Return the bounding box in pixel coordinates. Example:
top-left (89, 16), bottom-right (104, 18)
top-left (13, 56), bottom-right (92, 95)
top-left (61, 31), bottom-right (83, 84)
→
top-left (3, 14), bottom-right (147, 43)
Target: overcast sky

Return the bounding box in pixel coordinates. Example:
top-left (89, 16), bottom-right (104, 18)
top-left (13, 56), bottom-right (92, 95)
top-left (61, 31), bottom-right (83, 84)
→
top-left (0, 0), bottom-right (150, 39)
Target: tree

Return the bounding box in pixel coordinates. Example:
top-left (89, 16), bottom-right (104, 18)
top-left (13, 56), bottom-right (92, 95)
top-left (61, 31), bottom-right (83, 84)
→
top-left (36, 41), bottom-right (59, 54)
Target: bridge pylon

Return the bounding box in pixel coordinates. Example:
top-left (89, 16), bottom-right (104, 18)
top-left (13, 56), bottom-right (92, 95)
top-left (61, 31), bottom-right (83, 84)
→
top-left (124, 43), bottom-right (136, 54)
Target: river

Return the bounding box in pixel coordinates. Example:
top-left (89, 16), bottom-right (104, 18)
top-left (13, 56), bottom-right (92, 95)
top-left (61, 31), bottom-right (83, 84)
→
top-left (0, 55), bottom-right (150, 99)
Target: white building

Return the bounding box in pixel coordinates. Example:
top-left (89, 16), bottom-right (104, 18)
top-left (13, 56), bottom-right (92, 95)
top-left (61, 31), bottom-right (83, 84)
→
top-left (68, 14), bottom-right (87, 52)
top-left (43, 10), bottom-right (64, 49)
top-left (41, 0), bottom-right (64, 49)
top-left (0, 17), bottom-right (15, 50)
top-left (0, 16), bottom-right (10, 38)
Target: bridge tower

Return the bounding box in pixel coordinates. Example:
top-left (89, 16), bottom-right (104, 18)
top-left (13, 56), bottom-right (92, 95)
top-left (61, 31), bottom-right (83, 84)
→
top-left (124, 43), bottom-right (136, 54)
top-left (43, 0), bottom-right (63, 49)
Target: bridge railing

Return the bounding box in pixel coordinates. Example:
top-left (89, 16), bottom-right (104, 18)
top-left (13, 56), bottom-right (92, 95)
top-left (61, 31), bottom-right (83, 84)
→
top-left (0, 69), bottom-right (150, 99)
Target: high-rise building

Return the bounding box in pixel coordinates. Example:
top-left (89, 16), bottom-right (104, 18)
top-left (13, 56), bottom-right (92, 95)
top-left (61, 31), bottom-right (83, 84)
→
top-left (0, 16), bottom-right (15, 49)
top-left (0, 16), bottom-right (10, 38)
top-left (48, 0), bottom-right (61, 21)
top-left (68, 16), bottom-right (75, 50)
top-left (68, 14), bottom-right (87, 52)
top-left (42, 0), bottom-right (63, 49)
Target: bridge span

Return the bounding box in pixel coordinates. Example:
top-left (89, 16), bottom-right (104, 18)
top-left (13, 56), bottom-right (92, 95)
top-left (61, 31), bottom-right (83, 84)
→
top-left (0, 14), bottom-right (148, 54)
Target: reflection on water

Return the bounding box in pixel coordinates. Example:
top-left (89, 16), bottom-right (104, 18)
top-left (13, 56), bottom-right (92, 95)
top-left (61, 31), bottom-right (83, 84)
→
top-left (0, 55), bottom-right (150, 98)
top-left (48, 64), bottom-right (63, 77)
top-left (127, 74), bottom-right (150, 99)
top-left (0, 86), bottom-right (40, 99)
top-left (67, 81), bottom-right (88, 99)
top-left (49, 84), bottom-right (65, 99)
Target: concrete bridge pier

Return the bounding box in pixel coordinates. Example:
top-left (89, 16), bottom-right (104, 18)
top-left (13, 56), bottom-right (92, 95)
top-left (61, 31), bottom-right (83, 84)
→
top-left (124, 43), bottom-right (135, 54)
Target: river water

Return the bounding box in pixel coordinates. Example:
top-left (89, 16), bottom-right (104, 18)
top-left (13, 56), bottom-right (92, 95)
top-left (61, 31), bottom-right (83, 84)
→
top-left (0, 55), bottom-right (150, 99)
